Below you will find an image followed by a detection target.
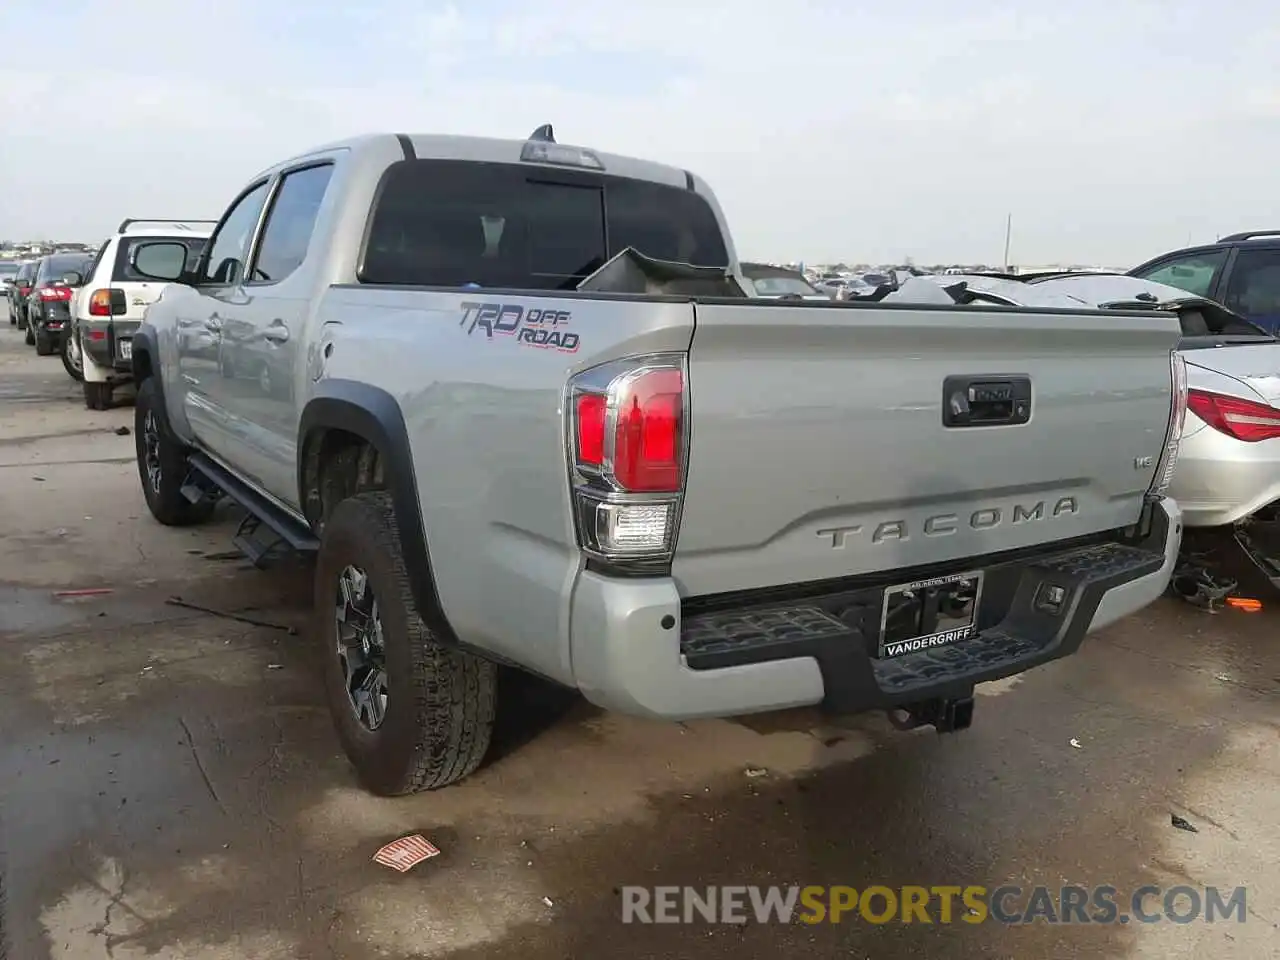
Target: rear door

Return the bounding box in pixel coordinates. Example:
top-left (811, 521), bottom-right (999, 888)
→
top-left (1217, 246), bottom-right (1280, 335)
top-left (672, 300), bottom-right (1181, 597)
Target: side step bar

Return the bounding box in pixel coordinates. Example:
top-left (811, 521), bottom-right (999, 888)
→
top-left (185, 453), bottom-right (319, 565)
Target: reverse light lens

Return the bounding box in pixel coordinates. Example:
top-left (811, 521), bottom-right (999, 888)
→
top-left (579, 499), bottom-right (673, 556)
top-left (1187, 388), bottom-right (1280, 443)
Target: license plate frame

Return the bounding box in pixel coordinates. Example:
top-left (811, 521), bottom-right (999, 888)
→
top-left (118, 339), bottom-right (132, 362)
top-left (877, 570), bottom-right (984, 659)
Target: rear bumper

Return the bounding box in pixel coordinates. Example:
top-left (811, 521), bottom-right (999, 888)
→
top-left (570, 497), bottom-right (1181, 720)
top-left (1170, 417), bottom-right (1280, 526)
top-left (31, 305), bottom-right (69, 336)
top-left (81, 319), bottom-right (140, 371)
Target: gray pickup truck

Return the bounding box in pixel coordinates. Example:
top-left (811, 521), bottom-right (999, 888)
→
top-left (126, 127), bottom-right (1186, 796)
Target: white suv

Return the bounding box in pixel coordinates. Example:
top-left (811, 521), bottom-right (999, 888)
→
top-left (68, 219), bottom-right (213, 409)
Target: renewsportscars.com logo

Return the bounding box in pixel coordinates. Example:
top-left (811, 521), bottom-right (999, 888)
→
top-left (620, 884), bottom-right (1249, 926)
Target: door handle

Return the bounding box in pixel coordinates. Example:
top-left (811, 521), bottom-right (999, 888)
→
top-left (263, 321), bottom-right (290, 343)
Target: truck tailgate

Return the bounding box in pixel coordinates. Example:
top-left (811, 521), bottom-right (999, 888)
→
top-left (672, 302), bottom-right (1180, 597)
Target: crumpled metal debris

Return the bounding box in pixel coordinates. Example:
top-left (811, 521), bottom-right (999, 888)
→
top-left (1169, 550), bottom-right (1237, 612)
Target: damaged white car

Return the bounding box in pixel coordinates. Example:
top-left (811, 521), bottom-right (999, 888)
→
top-left (881, 272), bottom-right (1280, 598)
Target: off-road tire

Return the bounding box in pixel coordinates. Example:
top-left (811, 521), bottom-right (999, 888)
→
top-left (62, 331), bottom-right (84, 381)
top-left (134, 377), bottom-right (214, 526)
top-left (83, 381), bottom-right (112, 410)
top-left (34, 332), bottom-right (53, 356)
top-left (316, 491), bottom-right (496, 795)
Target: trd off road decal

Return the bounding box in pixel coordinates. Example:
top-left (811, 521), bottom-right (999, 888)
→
top-left (459, 302), bottom-right (581, 353)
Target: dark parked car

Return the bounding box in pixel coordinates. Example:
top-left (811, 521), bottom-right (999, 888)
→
top-left (1129, 230), bottom-right (1280, 335)
top-left (8, 260), bottom-right (38, 327)
top-left (0, 261), bottom-right (18, 301)
top-left (25, 253), bottom-right (93, 355)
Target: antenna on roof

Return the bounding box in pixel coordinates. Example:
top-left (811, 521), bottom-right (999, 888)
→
top-left (528, 124), bottom-right (556, 143)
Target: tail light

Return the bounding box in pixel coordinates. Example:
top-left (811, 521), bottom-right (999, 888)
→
top-left (1187, 387), bottom-right (1280, 443)
top-left (1150, 352), bottom-right (1188, 494)
top-left (89, 288), bottom-right (114, 316)
top-left (567, 354), bottom-right (687, 564)
top-left (18, 286), bottom-right (31, 297)
top-left (39, 286), bottom-right (72, 301)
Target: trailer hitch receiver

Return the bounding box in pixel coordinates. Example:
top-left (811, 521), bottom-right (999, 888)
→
top-left (888, 694), bottom-right (975, 734)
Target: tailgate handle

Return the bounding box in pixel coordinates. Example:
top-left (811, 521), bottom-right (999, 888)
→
top-left (942, 375), bottom-right (1031, 427)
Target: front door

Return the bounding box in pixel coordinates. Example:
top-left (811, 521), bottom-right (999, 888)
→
top-left (174, 179), bottom-right (273, 472)
top-left (1131, 248), bottom-right (1229, 301)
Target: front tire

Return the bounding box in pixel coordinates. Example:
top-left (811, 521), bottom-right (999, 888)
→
top-left (316, 491), bottom-right (496, 795)
top-left (134, 377), bottom-right (214, 526)
top-left (23, 324), bottom-right (33, 346)
top-left (62, 331), bottom-right (84, 381)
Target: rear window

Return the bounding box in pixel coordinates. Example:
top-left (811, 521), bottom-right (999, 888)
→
top-left (113, 236), bottom-right (206, 282)
top-left (0, 263), bottom-right (17, 276)
top-left (36, 255), bottom-right (87, 282)
top-left (359, 159), bottom-right (729, 290)
top-left (752, 276), bottom-right (819, 296)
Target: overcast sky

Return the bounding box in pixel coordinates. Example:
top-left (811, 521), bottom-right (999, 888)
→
top-left (1, 0), bottom-right (1277, 266)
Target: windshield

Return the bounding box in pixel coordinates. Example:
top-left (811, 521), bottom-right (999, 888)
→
top-left (752, 276), bottom-right (820, 296)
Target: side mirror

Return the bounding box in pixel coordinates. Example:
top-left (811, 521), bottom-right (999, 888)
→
top-left (61, 272), bottom-right (83, 287)
top-left (131, 240), bottom-right (189, 282)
